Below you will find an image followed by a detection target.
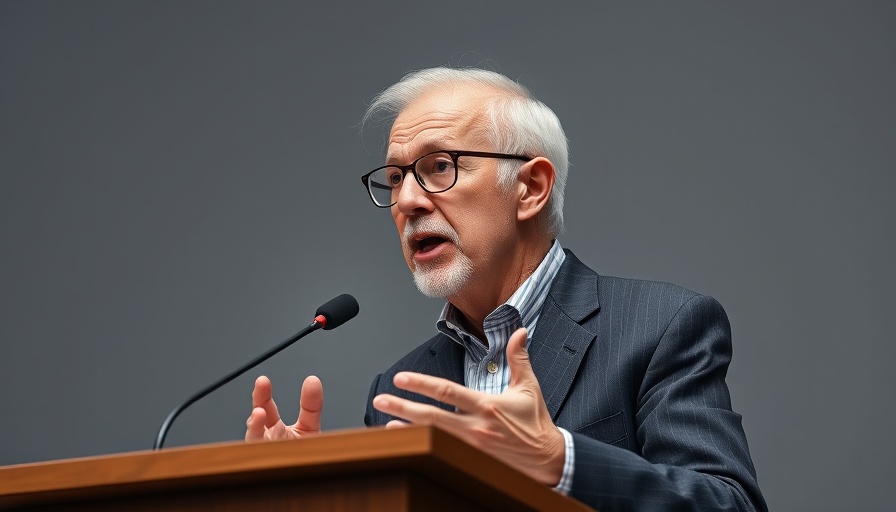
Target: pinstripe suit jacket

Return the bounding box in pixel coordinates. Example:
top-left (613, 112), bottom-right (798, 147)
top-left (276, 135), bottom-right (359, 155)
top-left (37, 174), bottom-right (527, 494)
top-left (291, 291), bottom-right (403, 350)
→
top-left (364, 250), bottom-right (767, 511)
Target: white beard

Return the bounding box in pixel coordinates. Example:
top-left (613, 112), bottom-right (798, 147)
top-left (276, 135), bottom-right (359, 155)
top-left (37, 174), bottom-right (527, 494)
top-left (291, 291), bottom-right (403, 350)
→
top-left (404, 218), bottom-right (474, 299)
top-left (412, 249), bottom-right (474, 298)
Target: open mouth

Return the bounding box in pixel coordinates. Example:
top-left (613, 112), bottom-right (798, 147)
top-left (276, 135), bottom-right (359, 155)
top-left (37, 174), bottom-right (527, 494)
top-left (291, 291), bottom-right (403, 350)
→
top-left (412, 234), bottom-right (450, 255)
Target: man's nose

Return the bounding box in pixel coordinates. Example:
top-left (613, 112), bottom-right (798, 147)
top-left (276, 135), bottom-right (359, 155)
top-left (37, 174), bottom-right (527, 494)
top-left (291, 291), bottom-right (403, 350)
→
top-left (394, 173), bottom-right (434, 215)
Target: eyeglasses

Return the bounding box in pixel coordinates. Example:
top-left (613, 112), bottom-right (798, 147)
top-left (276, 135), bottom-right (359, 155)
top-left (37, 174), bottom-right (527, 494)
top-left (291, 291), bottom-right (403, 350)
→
top-left (360, 150), bottom-right (531, 208)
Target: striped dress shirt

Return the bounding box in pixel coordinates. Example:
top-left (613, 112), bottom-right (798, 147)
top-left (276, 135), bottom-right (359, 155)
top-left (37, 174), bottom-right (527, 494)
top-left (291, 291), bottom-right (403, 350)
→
top-left (435, 240), bottom-right (575, 493)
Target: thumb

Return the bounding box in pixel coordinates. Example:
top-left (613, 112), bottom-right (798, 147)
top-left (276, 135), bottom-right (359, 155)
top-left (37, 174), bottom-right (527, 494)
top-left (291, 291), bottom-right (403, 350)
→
top-left (506, 327), bottom-right (535, 387)
top-left (245, 407), bottom-right (267, 442)
top-left (252, 375), bottom-right (282, 428)
top-left (296, 375), bottom-right (324, 434)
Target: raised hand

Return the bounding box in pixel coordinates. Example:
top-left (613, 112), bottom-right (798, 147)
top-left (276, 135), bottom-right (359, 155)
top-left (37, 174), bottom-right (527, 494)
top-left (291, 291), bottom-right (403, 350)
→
top-left (245, 375), bottom-right (323, 442)
top-left (371, 327), bottom-right (565, 486)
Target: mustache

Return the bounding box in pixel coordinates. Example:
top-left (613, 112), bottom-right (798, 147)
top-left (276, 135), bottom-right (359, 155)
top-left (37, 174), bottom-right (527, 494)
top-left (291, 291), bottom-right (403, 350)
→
top-left (403, 217), bottom-right (460, 246)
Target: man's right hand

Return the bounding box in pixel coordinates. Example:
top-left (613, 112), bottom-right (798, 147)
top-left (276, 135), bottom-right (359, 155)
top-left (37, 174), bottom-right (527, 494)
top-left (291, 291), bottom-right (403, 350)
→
top-left (245, 375), bottom-right (323, 441)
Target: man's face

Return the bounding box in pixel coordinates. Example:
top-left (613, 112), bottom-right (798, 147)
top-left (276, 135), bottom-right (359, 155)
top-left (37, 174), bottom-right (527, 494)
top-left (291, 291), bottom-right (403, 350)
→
top-left (387, 87), bottom-right (521, 304)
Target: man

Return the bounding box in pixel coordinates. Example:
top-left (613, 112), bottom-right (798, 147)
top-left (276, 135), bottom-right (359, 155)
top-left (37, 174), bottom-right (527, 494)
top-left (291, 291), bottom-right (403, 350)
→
top-left (246, 67), bottom-right (767, 511)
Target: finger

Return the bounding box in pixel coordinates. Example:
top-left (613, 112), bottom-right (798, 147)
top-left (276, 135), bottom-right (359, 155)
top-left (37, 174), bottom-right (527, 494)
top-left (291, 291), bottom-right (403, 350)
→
top-left (385, 419), bottom-right (409, 428)
top-left (251, 375), bottom-right (282, 428)
top-left (506, 327), bottom-right (535, 387)
top-left (372, 393), bottom-right (467, 430)
top-left (245, 407), bottom-right (267, 442)
top-left (296, 375), bottom-right (323, 434)
top-left (391, 372), bottom-right (482, 412)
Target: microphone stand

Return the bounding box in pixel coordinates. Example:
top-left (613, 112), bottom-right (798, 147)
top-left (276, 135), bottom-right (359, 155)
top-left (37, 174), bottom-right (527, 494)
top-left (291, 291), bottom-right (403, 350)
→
top-left (153, 319), bottom-right (322, 450)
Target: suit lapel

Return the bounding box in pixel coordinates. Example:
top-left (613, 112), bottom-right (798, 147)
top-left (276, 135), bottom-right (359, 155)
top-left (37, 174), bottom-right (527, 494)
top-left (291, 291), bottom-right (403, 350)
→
top-left (421, 334), bottom-right (465, 385)
top-left (401, 334), bottom-right (464, 413)
top-left (528, 251), bottom-right (600, 420)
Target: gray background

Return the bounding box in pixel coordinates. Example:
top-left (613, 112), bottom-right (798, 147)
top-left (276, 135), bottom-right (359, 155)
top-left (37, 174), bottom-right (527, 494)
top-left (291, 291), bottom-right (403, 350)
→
top-left (1, 1), bottom-right (893, 510)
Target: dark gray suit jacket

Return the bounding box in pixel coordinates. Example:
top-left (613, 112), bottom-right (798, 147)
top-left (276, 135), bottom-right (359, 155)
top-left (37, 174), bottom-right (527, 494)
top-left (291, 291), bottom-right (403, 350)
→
top-left (365, 250), bottom-right (767, 511)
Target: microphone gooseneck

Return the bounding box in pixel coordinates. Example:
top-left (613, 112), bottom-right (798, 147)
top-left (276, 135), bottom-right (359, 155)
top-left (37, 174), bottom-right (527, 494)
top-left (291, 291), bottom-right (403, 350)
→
top-left (152, 293), bottom-right (358, 450)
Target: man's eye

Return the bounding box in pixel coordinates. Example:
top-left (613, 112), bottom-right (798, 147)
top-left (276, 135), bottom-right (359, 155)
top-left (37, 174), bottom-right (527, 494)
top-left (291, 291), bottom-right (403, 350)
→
top-left (388, 171), bottom-right (403, 186)
top-left (432, 160), bottom-right (452, 174)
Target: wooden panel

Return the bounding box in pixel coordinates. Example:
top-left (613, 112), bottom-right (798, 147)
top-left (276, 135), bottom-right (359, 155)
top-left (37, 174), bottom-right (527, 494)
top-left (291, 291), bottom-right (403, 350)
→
top-left (23, 474), bottom-right (412, 512)
top-left (0, 426), bottom-right (593, 511)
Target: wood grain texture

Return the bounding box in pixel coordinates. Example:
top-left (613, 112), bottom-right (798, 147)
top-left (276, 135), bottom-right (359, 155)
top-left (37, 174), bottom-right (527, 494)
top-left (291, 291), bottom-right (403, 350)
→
top-left (0, 426), bottom-right (593, 511)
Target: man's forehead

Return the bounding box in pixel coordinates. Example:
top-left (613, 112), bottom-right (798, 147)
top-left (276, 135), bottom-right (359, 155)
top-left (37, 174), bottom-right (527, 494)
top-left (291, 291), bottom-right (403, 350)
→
top-left (385, 86), bottom-right (496, 161)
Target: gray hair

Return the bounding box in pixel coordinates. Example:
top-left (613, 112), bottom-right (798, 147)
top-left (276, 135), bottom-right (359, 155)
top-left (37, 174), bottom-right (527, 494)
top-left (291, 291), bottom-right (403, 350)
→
top-left (363, 67), bottom-right (568, 237)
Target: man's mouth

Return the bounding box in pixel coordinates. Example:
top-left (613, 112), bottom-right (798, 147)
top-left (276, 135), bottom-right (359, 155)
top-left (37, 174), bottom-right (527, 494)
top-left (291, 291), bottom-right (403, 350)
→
top-left (413, 235), bottom-right (449, 254)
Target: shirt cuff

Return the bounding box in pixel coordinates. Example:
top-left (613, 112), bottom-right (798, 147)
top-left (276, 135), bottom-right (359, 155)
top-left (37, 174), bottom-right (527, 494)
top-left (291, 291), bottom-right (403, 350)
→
top-left (553, 427), bottom-right (575, 495)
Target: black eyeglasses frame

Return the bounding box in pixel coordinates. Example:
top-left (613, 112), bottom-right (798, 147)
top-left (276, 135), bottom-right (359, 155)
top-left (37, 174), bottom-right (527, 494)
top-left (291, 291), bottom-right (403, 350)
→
top-left (360, 150), bottom-right (532, 208)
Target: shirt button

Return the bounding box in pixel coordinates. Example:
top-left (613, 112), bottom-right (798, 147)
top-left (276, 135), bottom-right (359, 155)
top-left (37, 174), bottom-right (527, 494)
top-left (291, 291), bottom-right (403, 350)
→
top-left (486, 361), bottom-right (498, 374)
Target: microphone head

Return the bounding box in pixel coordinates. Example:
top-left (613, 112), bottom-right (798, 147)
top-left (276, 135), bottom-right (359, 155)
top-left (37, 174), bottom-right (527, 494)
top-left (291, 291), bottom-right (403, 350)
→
top-left (315, 293), bottom-right (359, 330)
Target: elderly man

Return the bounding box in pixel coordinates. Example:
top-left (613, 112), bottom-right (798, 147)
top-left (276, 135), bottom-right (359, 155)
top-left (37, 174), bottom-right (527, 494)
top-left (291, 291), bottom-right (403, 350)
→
top-left (246, 67), bottom-right (767, 512)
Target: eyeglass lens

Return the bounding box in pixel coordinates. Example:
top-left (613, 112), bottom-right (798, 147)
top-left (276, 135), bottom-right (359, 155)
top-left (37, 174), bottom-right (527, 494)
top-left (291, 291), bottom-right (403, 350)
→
top-left (367, 152), bottom-right (457, 206)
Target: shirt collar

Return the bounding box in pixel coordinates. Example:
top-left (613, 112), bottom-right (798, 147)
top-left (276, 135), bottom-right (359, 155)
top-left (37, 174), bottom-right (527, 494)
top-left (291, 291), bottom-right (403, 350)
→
top-left (437, 240), bottom-right (566, 347)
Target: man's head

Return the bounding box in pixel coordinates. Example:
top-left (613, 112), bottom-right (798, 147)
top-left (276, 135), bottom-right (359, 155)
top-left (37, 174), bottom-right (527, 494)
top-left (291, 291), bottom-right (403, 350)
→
top-left (362, 68), bottom-right (569, 316)
top-left (364, 68), bottom-right (568, 237)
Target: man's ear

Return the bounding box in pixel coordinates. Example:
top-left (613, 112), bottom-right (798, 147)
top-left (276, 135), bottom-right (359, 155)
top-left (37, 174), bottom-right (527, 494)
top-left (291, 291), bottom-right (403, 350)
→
top-left (516, 157), bottom-right (555, 222)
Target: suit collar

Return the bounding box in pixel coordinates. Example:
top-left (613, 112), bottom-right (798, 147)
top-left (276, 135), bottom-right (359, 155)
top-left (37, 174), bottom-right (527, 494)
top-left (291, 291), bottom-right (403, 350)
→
top-left (529, 250), bottom-right (600, 419)
top-left (547, 249), bottom-right (601, 322)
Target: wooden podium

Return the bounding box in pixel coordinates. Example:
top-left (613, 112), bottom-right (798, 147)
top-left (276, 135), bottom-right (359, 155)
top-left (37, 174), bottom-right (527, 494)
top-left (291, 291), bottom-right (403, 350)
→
top-left (0, 426), bottom-right (593, 511)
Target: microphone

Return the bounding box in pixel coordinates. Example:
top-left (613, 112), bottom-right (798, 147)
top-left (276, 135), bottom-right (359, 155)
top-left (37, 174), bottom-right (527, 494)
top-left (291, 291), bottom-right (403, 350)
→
top-left (314, 293), bottom-right (360, 330)
top-left (152, 293), bottom-right (359, 450)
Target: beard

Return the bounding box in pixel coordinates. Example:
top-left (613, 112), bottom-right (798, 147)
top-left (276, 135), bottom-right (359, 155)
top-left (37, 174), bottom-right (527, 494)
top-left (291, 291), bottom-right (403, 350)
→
top-left (412, 252), bottom-right (474, 299)
top-left (403, 217), bottom-right (474, 299)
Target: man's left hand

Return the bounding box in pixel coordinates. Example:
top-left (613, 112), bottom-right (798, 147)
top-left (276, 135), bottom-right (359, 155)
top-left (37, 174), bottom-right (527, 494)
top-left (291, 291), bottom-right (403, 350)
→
top-left (372, 327), bottom-right (566, 486)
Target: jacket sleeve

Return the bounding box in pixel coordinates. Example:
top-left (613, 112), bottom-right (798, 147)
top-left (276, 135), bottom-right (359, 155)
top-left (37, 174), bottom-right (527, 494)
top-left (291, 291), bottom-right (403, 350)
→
top-left (569, 294), bottom-right (767, 512)
top-left (364, 373), bottom-right (383, 427)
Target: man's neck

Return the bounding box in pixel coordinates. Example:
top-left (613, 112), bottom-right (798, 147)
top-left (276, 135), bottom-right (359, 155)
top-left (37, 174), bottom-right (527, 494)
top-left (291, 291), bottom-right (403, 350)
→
top-left (448, 238), bottom-right (554, 342)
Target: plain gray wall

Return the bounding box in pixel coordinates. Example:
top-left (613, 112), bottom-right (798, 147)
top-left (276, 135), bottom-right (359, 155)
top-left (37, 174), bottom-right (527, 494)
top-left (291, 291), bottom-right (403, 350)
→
top-left (1, 1), bottom-right (894, 510)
